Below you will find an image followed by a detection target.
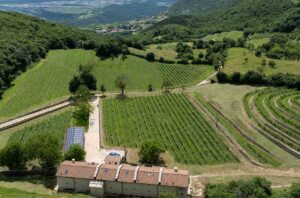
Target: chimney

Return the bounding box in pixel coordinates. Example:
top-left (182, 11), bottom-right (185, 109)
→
top-left (92, 162), bottom-right (95, 165)
top-left (174, 167), bottom-right (178, 172)
top-left (72, 159), bottom-right (75, 163)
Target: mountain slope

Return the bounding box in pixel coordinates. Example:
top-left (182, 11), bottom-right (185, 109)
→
top-left (148, 0), bottom-right (300, 41)
top-left (169, 0), bottom-right (241, 15)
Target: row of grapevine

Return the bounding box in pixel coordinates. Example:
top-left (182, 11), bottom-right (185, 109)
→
top-left (194, 93), bottom-right (281, 167)
top-left (243, 88), bottom-right (300, 156)
top-left (8, 110), bottom-right (72, 147)
top-left (103, 94), bottom-right (238, 165)
top-left (158, 64), bottom-right (214, 86)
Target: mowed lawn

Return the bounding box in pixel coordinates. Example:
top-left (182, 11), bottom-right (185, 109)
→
top-left (224, 48), bottom-right (300, 76)
top-left (103, 94), bottom-right (238, 165)
top-left (0, 49), bottom-right (213, 121)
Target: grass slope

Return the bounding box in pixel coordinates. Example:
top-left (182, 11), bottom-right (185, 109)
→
top-left (0, 49), bottom-right (213, 121)
top-left (224, 48), bottom-right (300, 75)
top-left (204, 31), bottom-right (244, 41)
top-left (103, 94), bottom-right (238, 165)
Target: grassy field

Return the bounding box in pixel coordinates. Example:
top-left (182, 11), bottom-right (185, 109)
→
top-left (129, 42), bottom-right (206, 61)
top-left (196, 84), bottom-right (300, 168)
top-left (0, 109), bottom-right (72, 150)
top-left (204, 31), bottom-right (244, 41)
top-left (0, 177), bottom-right (92, 198)
top-left (243, 88), bottom-right (300, 154)
top-left (0, 49), bottom-right (213, 121)
top-left (103, 94), bottom-right (238, 165)
top-left (224, 48), bottom-right (300, 75)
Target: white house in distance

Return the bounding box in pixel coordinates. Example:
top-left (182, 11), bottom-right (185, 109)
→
top-left (56, 156), bottom-right (190, 197)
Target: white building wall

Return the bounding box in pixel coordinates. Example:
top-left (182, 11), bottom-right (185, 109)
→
top-left (74, 178), bottom-right (90, 192)
top-left (57, 177), bottom-right (74, 190)
top-left (105, 181), bottom-right (123, 195)
top-left (123, 183), bottom-right (158, 197)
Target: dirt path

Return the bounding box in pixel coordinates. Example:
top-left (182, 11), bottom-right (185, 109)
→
top-left (84, 97), bottom-right (102, 163)
top-left (197, 71), bottom-right (217, 86)
top-left (0, 101), bottom-right (71, 131)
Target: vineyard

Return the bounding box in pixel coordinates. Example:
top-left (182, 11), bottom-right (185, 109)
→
top-left (158, 64), bottom-right (214, 86)
top-left (204, 31), bottom-right (244, 41)
top-left (194, 93), bottom-right (281, 167)
top-left (8, 110), bottom-right (72, 147)
top-left (0, 49), bottom-right (213, 121)
top-left (102, 94), bottom-right (238, 165)
top-left (246, 38), bottom-right (270, 49)
top-left (243, 88), bottom-right (300, 158)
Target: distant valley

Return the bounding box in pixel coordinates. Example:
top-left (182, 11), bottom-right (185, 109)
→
top-left (0, 0), bottom-right (176, 26)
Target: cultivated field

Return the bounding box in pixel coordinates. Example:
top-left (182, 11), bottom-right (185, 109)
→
top-left (204, 31), bottom-right (244, 41)
top-left (194, 93), bottom-right (281, 167)
top-left (0, 49), bottom-right (213, 121)
top-left (246, 37), bottom-right (270, 49)
top-left (129, 42), bottom-right (206, 61)
top-left (7, 109), bottom-right (72, 147)
top-left (224, 48), bottom-right (300, 75)
top-left (243, 88), bottom-right (300, 157)
top-left (103, 94), bottom-right (238, 165)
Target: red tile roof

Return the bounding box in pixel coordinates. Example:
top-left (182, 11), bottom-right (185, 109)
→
top-left (161, 168), bottom-right (189, 188)
top-left (118, 164), bottom-right (136, 183)
top-left (104, 155), bottom-right (122, 165)
top-left (136, 166), bottom-right (161, 185)
top-left (97, 164), bottom-right (118, 181)
top-left (56, 161), bottom-right (98, 179)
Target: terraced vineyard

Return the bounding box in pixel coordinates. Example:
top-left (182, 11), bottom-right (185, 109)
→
top-left (194, 93), bottom-right (281, 167)
top-left (243, 88), bottom-right (300, 158)
top-left (103, 94), bottom-right (238, 165)
top-left (158, 64), bottom-right (214, 86)
top-left (8, 110), bottom-right (72, 147)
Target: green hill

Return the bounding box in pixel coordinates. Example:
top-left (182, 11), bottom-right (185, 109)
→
top-left (149, 0), bottom-right (300, 41)
top-left (169, 0), bottom-right (241, 15)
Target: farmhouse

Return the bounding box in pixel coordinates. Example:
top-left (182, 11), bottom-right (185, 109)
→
top-left (56, 158), bottom-right (190, 197)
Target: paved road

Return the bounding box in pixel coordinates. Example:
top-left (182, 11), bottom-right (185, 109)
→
top-left (0, 101), bottom-right (71, 131)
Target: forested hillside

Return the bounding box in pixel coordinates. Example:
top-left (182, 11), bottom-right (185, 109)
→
top-left (0, 12), bottom-right (125, 98)
top-left (169, 0), bottom-right (240, 15)
top-left (147, 0), bottom-right (300, 42)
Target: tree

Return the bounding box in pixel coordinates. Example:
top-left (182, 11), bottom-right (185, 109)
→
top-left (74, 85), bottom-right (91, 104)
top-left (268, 60), bottom-right (276, 68)
top-left (146, 52), bottom-right (155, 62)
top-left (99, 84), bottom-right (106, 95)
top-left (138, 141), bottom-right (165, 165)
top-left (162, 79), bottom-right (172, 92)
top-left (148, 84), bottom-right (154, 92)
top-left (291, 183), bottom-right (300, 198)
top-left (64, 144), bottom-right (86, 161)
top-left (216, 71), bottom-right (228, 83)
top-left (26, 133), bottom-right (62, 169)
top-left (0, 143), bottom-right (27, 170)
top-left (115, 75), bottom-right (128, 96)
top-left (73, 102), bottom-right (92, 127)
top-left (69, 75), bottom-right (81, 93)
top-left (230, 72), bottom-right (241, 84)
top-left (80, 71), bottom-right (97, 91)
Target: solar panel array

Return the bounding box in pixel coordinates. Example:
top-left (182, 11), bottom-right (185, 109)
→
top-left (64, 127), bottom-right (85, 151)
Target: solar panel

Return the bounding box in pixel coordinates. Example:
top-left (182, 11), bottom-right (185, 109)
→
top-left (64, 127), bottom-right (85, 151)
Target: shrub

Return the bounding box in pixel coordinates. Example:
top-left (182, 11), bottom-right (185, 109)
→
top-left (64, 144), bottom-right (86, 161)
top-left (216, 71), bottom-right (228, 83)
top-left (146, 52), bottom-right (155, 62)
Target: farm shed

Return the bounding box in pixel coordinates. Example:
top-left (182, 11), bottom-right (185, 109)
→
top-left (64, 127), bottom-right (85, 151)
top-left (56, 159), bottom-right (190, 197)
